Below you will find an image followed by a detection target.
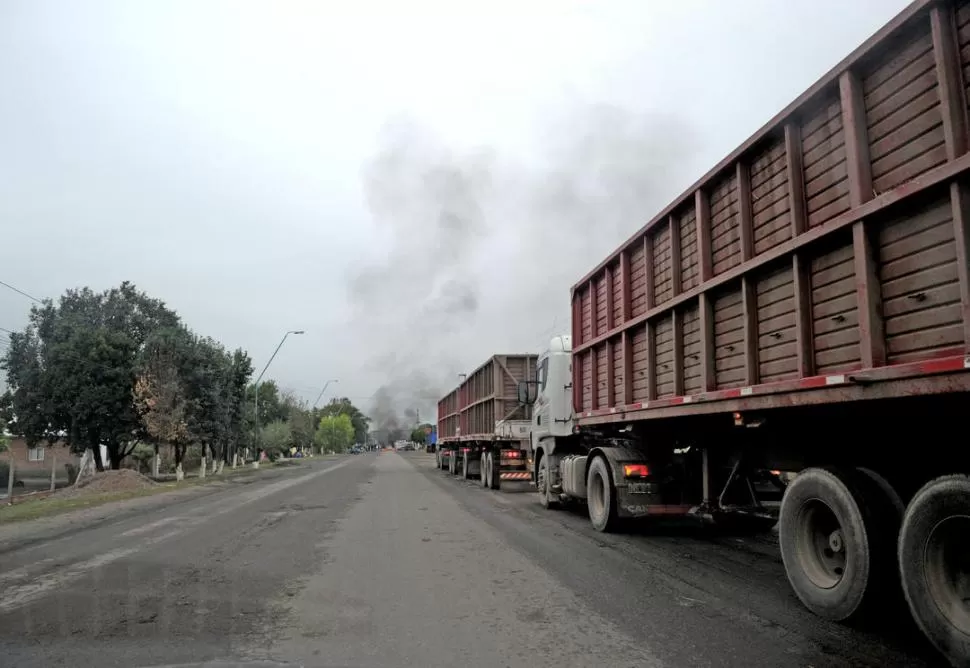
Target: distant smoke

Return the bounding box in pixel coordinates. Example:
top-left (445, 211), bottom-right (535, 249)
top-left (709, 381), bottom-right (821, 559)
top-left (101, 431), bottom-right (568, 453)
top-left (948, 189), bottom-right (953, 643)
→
top-left (350, 105), bottom-right (697, 432)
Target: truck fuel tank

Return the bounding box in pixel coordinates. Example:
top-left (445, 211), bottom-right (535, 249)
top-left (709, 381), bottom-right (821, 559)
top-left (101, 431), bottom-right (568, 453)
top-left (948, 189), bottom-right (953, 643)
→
top-left (560, 455), bottom-right (588, 499)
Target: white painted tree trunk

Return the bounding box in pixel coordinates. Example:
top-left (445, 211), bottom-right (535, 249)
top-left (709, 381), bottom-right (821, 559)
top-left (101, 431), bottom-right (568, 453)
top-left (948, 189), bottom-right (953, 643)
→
top-left (215, 460), bottom-right (224, 475)
top-left (199, 457), bottom-right (207, 479)
top-left (75, 449), bottom-right (96, 485)
top-left (175, 463), bottom-right (184, 481)
top-left (151, 453), bottom-right (160, 478)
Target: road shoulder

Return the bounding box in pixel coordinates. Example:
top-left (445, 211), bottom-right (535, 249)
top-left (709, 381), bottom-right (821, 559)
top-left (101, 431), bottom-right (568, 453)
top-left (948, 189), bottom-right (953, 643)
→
top-left (0, 459), bottom-right (329, 554)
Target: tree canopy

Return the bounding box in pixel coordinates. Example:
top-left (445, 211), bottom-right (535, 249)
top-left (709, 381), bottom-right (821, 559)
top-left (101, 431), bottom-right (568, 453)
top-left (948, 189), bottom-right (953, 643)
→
top-left (410, 423), bottom-right (434, 444)
top-left (315, 397), bottom-right (370, 444)
top-left (0, 282), bottom-right (252, 471)
top-left (0, 281), bottom-right (373, 471)
top-left (314, 413), bottom-right (355, 452)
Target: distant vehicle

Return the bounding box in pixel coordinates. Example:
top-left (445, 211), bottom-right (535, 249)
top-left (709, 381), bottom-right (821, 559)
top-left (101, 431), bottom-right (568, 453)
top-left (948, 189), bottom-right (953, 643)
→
top-left (437, 354), bottom-right (534, 488)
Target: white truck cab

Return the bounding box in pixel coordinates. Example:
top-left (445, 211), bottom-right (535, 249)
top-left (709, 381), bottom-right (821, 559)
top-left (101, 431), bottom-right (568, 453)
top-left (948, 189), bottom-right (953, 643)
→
top-left (530, 335), bottom-right (574, 444)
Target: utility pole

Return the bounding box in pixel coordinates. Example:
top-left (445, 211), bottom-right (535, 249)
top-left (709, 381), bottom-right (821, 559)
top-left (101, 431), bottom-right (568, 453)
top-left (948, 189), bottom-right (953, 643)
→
top-left (252, 330), bottom-right (304, 458)
top-left (313, 379), bottom-right (339, 408)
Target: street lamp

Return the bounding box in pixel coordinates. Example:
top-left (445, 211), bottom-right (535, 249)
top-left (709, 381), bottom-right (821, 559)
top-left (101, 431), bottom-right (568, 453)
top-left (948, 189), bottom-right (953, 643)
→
top-left (253, 330), bottom-right (305, 457)
top-left (312, 379), bottom-right (339, 408)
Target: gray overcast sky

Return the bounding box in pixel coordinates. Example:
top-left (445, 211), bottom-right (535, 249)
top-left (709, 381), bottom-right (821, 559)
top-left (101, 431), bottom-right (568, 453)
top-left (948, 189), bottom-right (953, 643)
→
top-left (0, 0), bottom-right (910, 423)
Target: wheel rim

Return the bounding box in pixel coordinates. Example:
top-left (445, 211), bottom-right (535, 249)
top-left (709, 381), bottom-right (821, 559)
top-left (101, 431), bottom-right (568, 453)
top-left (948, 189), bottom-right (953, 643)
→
top-left (588, 467), bottom-right (606, 522)
top-left (924, 514), bottom-right (970, 635)
top-left (794, 499), bottom-right (846, 589)
top-left (538, 459), bottom-right (548, 501)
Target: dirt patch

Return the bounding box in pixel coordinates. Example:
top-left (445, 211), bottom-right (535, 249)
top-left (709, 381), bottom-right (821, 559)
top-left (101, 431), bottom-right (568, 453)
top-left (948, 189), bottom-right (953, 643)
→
top-left (57, 469), bottom-right (157, 499)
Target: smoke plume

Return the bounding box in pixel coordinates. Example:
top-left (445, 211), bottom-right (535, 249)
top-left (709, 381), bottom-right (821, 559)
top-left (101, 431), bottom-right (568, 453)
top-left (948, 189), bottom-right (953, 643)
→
top-left (350, 105), bottom-right (698, 436)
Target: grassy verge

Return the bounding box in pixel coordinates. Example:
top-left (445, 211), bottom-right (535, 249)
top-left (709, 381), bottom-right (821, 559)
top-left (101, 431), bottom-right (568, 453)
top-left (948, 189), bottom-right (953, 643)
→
top-left (0, 461), bottom-right (294, 524)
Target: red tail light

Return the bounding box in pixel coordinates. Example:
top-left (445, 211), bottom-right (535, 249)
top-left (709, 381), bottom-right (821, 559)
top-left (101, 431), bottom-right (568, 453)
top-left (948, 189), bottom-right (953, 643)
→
top-left (460, 447), bottom-right (470, 453)
top-left (622, 464), bottom-right (650, 478)
top-left (501, 450), bottom-right (521, 458)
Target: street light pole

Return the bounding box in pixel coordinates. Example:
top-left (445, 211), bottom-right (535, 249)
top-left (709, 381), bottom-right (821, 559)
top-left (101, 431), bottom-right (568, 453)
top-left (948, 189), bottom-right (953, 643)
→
top-left (252, 330), bottom-right (304, 459)
top-left (312, 379), bottom-right (339, 408)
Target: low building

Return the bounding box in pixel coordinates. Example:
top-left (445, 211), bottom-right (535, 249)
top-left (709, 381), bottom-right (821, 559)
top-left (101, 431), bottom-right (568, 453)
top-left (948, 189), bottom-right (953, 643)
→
top-left (4, 436), bottom-right (80, 480)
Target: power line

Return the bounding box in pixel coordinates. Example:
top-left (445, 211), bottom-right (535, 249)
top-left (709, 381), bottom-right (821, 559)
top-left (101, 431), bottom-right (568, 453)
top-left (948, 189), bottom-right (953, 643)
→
top-left (0, 280), bottom-right (42, 303)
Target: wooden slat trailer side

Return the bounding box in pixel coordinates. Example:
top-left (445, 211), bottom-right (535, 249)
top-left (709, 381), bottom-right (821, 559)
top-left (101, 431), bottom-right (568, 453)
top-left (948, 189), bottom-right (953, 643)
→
top-left (572, 0), bottom-right (970, 423)
top-left (527, 2), bottom-right (970, 664)
top-left (435, 354), bottom-right (537, 489)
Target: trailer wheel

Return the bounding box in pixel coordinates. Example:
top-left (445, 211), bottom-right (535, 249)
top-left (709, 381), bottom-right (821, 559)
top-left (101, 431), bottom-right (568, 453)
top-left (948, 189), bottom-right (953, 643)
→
top-left (480, 453), bottom-right (488, 488)
top-left (449, 452), bottom-right (457, 475)
top-left (898, 475), bottom-right (970, 667)
top-left (488, 452), bottom-right (500, 490)
top-left (537, 454), bottom-right (559, 510)
top-left (779, 467), bottom-right (900, 622)
top-left (587, 456), bottom-right (619, 533)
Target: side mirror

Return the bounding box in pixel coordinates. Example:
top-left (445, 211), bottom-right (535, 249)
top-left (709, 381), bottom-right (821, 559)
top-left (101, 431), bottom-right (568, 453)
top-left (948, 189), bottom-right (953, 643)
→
top-left (517, 380), bottom-right (538, 405)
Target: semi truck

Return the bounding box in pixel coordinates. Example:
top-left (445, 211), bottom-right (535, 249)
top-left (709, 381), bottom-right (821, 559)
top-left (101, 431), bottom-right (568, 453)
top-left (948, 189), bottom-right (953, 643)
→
top-left (511, 2), bottom-right (970, 664)
top-left (436, 354), bottom-right (537, 489)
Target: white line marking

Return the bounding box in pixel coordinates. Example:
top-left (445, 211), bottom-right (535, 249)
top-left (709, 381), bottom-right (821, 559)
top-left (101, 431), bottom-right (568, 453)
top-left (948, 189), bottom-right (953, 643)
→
top-left (0, 558), bottom-right (57, 588)
top-left (0, 546), bottom-right (141, 614)
top-left (121, 516), bottom-right (182, 537)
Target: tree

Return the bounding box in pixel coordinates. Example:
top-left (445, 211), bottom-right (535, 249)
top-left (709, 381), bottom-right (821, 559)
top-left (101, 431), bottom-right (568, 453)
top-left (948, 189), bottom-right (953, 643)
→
top-left (410, 423), bottom-right (433, 445)
top-left (134, 327), bottom-right (192, 471)
top-left (180, 336), bottom-right (239, 469)
top-left (314, 414), bottom-right (354, 453)
top-left (0, 415), bottom-right (9, 454)
top-left (260, 420), bottom-right (291, 459)
top-left (316, 397), bottom-right (370, 444)
top-left (281, 391), bottom-right (313, 453)
top-left (1, 283), bottom-right (179, 470)
top-left (247, 380), bottom-right (286, 428)
top-left (223, 349), bottom-right (254, 464)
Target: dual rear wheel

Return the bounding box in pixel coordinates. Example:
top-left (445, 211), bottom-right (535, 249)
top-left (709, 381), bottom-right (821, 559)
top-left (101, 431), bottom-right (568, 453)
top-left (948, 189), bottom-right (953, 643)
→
top-left (780, 468), bottom-right (970, 666)
top-left (478, 452), bottom-right (500, 490)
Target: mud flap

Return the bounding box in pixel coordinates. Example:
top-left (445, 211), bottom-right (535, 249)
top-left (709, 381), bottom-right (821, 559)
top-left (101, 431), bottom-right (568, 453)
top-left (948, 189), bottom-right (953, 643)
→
top-left (614, 486), bottom-right (662, 519)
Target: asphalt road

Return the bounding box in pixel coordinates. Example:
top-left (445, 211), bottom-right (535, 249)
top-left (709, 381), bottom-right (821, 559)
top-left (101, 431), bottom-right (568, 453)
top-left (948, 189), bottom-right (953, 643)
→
top-left (0, 452), bottom-right (947, 668)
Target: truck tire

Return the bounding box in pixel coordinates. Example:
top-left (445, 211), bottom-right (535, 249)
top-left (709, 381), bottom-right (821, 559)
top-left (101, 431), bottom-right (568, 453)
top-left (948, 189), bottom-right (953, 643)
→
top-left (537, 454), bottom-right (559, 510)
top-left (462, 451), bottom-right (472, 480)
top-left (488, 452), bottom-right (500, 490)
top-left (898, 475), bottom-right (970, 667)
top-left (449, 452), bottom-right (457, 475)
top-left (779, 466), bottom-right (900, 622)
top-left (587, 456), bottom-right (619, 533)
top-left (480, 453), bottom-right (488, 488)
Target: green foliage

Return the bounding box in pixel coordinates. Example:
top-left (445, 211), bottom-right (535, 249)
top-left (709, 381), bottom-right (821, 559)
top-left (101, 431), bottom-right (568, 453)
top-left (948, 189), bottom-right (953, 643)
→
top-left (315, 397), bottom-right (370, 444)
top-left (247, 380), bottom-right (287, 428)
top-left (314, 413), bottom-right (354, 453)
top-left (260, 420), bottom-right (292, 459)
top-left (282, 391), bottom-right (313, 451)
top-left (0, 282), bottom-right (253, 472)
top-left (0, 282), bottom-right (178, 470)
top-left (410, 424), bottom-right (433, 445)
top-left (0, 415), bottom-right (9, 454)
top-left (128, 443), bottom-right (156, 474)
